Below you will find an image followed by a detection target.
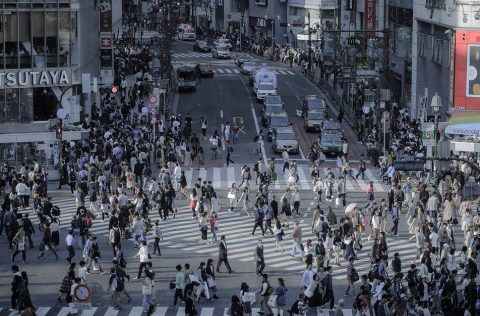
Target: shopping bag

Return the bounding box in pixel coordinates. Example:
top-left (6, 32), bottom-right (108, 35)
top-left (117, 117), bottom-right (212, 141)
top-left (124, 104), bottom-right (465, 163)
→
top-left (207, 277), bottom-right (216, 288)
top-left (189, 275), bottom-right (199, 284)
top-left (268, 294), bottom-right (277, 307)
top-left (227, 192), bottom-right (235, 199)
top-left (335, 197), bottom-right (340, 206)
top-left (271, 172), bottom-right (277, 182)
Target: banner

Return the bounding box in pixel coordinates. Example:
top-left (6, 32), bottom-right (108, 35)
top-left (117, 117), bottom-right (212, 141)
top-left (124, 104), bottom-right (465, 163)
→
top-left (99, 0), bottom-right (112, 32)
top-left (364, 0), bottom-right (376, 31)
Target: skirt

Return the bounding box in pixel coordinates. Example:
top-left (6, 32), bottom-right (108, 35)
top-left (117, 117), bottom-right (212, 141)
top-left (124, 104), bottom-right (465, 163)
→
top-left (242, 301), bottom-right (252, 314)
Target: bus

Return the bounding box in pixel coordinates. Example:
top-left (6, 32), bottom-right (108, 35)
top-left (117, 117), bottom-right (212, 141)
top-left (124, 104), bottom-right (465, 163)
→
top-left (177, 24), bottom-right (196, 41)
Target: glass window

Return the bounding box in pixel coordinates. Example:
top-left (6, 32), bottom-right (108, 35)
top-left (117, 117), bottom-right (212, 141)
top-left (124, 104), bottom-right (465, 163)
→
top-left (5, 12), bottom-right (18, 69)
top-left (5, 88), bottom-right (20, 122)
top-left (58, 11), bottom-right (70, 67)
top-left (0, 15), bottom-right (4, 69)
top-left (19, 12), bottom-right (32, 68)
top-left (19, 87), bottom-right (33, 122)
top-left (0, 89), bottom-right (5, 122)
top-left (32, 12), bottom-right (46, 68)
top-left (46, 12), bottom-right (58, 67)
top-left (33, 87), bottom-right (56, 121)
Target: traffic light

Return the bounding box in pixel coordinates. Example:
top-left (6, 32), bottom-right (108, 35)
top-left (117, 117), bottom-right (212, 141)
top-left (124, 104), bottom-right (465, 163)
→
top-left (111, 86), bottom-right (118, 94)
top-left (56, 127), bottom-right (63, 140)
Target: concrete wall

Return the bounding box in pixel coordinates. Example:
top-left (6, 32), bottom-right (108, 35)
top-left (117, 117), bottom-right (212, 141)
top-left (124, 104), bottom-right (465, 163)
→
top-left (112, 0), bottom-right (123, 35)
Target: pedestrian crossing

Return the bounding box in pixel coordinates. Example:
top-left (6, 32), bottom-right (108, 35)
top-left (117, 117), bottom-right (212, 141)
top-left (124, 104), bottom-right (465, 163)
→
top-left (0, 306), bottom-right (354, 316)
top-left (173, 52), bottom-right (212, 59)
top-left (29, 192), bottom-right (454, 281)
top-left (184, 164), bottom-right (386, 193)
top-left (210, 68), bottom-right (295, 76)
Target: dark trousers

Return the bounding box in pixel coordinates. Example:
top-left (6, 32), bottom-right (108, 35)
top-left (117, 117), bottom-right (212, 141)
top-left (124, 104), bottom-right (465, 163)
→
top-left (69, 182), bottom-right (76, 194)
top-left (256, 260), bottom-right (265, 275)
top-left (137, 262), bottom-right (147, 279)
top-left (12, 250), bottom-right (26, 262)
top-left (282, 161), bottom-right (290, 173)
top-left (11, 292), bottom-right (19, 309)
top-left (153, 237), bottom-right (161, 255)
top-left (391, 219), bottom-right (399, 235)
top-left (173, 288), bottom-right (184, 306)
top-left (66, 245), bottom-right (75, 263)
top-left (26, 233), bottom-right (34, 249)
top-left (252, 221), bottom-right (265, 236)
top-left (217, 257), bottom-right (232, 272)
top-left (293, 201), bottom-right (300, 214)
top-left (39, 243), bottom-right (58, 259)
top-left (322, 288), bottom-right (335, 310)
top-left (355, 168), bottom-right (365, 180)
top-left (264, 219), bottom-right (274, 234)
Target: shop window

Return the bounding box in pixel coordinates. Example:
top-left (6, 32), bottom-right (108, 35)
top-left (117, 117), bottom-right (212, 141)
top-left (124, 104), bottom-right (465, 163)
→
top-left (33, 87), bottom-right (57, 121)
top-left (19, 12), bottom-right (32, 68)
top-left (32, 12), bottom-right (46, 68)
top-left (0, 15), bottom-right (4, 69)
top-left (46, 12), bottom-right (58, 67)
top-left (58, 11), bottom-right (70, 67)
top-left (5, 88), bottom-right (20, 122)
top-left (5, 12), bottom-right (18, 69)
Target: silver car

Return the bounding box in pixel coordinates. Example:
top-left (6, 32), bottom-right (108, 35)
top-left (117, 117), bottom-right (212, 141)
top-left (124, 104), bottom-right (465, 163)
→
top-left (272, 127), bottom-right (299, 154)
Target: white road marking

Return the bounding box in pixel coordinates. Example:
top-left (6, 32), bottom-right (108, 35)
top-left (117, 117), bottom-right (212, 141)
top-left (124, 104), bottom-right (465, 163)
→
top-left (220, 109), bottom-right (223, 118)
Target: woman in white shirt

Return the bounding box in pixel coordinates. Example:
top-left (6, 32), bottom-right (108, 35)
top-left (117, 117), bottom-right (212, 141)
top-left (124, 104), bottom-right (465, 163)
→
top-left (228, 183), bottom-right (238, 213)
top-left (240, 282), bottom-right (252, 316)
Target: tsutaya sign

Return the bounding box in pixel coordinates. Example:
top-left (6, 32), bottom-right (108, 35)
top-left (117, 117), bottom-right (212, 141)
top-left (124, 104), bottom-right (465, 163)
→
top-left (0, 69), bottom-right (71, 89)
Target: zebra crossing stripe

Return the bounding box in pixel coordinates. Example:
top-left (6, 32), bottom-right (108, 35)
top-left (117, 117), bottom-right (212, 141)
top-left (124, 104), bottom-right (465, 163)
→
top-left (199, 307), bottom-right (215, 316)
top-left (34, 307), bottom-right (51, 316)
top-left (217, 69), bottom-right (225, 73)
top-left (128, 307), bottom-right (145, 316)
top-left (286, 70), bottom-right (294, 74)
top-left (104, 306), bottom-right (119, 316)
top-left (224, 69), bottom-right (232, 73)
top-left (213, 167), bottom-right (222, 188)
top-left (153, 306), bottom-right (169, 316)
top-left (232, 69), bottom-right (240, 73)
top-left (278, 70), bottom-right (287, 74)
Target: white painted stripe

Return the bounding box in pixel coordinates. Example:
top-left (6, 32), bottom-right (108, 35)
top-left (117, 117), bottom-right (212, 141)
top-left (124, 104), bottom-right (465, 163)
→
top-left (199, 168), bottom-right (207, 182)
top-left (176, 306), bottom-right (186, 316)
top-left (279, 70), bottom-right (287, 74)
top-left (35, 307), bottom-right (51, 316)
top-left (56, 307), bottom-right (73, 316)
top-left (104, 306), bottom-right (120, 316)
top-left (217, 69), bottom-right (225, 73)
top-left (81, 307), bottom-right (98, 316)
top-left (185, 168), bottom-right (194, 189)
top-left (297, 167), bottom-right (310, 190)
top-left (286, 70), bottom-right (294, 74)
top-left (200, 307), bottom-right (215, 316)
top-left (272, 71), bottom-right (280, 74)
top-left (224, 69), bottom-right (232, 73)
top-left (213, 168), bottom-right (222, 189)
top-left (129, 307), bottom-right (145, 315)
top-left (153, 306), bottom-right (169, 316)
top-left (227, 166), bottom-right (236, 187)
top-left (212, 69), bottom-right (217, 73)
top-left (232, 69), bottom-right (240, 73)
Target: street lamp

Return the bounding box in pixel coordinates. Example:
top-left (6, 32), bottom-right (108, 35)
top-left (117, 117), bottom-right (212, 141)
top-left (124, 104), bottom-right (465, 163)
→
top-left (431, 92), bottom-right (442, 183)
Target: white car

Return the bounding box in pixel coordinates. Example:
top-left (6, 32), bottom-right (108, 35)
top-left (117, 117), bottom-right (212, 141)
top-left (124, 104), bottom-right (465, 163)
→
top-left (214, 38), bottom-right (232, 49)
top-left (212, 45), bottom-right (231, 59)
top-left (256, 82), bottom-right (277, 101)
top-left (241, 62), bottom-right (256, 75)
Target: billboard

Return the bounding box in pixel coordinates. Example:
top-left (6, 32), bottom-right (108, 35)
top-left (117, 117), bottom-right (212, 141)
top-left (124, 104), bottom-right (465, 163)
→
top-left (454, 30), bottom-right (480, 110)
top-left (365, 0), bottom-right (376, 31)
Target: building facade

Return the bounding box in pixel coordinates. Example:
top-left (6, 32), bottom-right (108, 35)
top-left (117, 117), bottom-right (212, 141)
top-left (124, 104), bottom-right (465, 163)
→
top-left (0, 0), bottom-right (119, 165)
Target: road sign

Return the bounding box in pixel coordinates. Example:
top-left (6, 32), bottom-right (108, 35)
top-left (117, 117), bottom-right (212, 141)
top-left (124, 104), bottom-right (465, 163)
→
top-left (73, 284), bottom-right (92, 302)
top-left (149, 95), bottom-right (158, 105)
top-left (150, 107), bottom-right (157, 115)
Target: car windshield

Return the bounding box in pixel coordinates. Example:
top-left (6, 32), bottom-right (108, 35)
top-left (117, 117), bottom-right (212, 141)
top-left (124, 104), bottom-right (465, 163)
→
top-left (265, 106), bottom-right (283, 115)
top-left (243, 62), bottom-right (255, 67)
top-left (217, 46), bottom-right (228, 51)
top-left (197, 41), bottom-right (207, 46)
top-left (321, 134), bottom-right (342, 143)
top-left (307, 99), bottom-right (326, 109)
top-left (270, 116), bottom-right (289, 126)
top-left (323, 122), bottom-right (341, 130)
top-left (277, 132), bottom-right (296, 140)
top-left (259, 84), bottom-right (274, 90)
top-left (265, 96), bottom-right (282, 104)
top-left (308, 112), bottom-right (325, 120)
top-left (199, 64), bottom-right (211, 70)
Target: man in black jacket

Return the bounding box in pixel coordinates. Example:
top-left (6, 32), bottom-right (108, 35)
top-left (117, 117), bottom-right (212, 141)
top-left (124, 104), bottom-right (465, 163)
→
top-left (21, 213), bottom-right (35, 249)
top-left (216, 235), bottom-right (233, 273)
top-left (251, 206), bottom-right (265, 236)
top-left (255, 239), bottom-right (265, 276)
top-left (38, 222), bottom-right (58, 260)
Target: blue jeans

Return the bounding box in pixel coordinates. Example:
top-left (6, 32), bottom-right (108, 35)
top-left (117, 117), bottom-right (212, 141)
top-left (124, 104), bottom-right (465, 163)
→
top-left (143, 294), bottom-right (151, 311)
top-left (211, 228), bottom-right (217, 242)
top-left (291, 241), bottom-right (304, 257)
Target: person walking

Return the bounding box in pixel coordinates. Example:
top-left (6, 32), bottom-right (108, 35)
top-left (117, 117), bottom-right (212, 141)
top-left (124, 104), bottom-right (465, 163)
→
top-left (38, 222), bottom-right (58, 260)
top-left (170, 264), bottom-right (185, 309)
top-left (65, 230), bottom-right (75, 264)
top-left (11, 226), bottom-right (27, 263)
top-left (134, 241), bottom-right (150, 280)
top-left (252, 206), bottom-right (265, 236)
top-left (228, 183), bottom-right (238, 213)
top-left (141, 269), bottom-right (155, 313)
top-left (321, 266), bottom-right (335, 311)
top-left (152, 220), bottom-right (162, 256)
top-left (257, 274), bottom-right (273, 315)
top-left (216, 235), bottom-right (234, 273)
top-left (290, 221), bottom-right (303, 257)
top-left (255, 239), bottom-right (265, 276)
top-left (275, 278), bottom-right (288, 316)
top-left (86, 236), bottom-right (104, 274)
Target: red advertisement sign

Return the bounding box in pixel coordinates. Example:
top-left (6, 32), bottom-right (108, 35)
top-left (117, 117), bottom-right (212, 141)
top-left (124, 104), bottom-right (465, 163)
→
top-left (454, 30), bottom-right (480, 110)
top-left (365, 0), bottom-right (376, 31)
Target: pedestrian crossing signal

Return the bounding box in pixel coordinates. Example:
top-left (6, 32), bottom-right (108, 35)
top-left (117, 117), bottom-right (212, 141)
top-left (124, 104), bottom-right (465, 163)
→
top-left (111, 86), bottom-right (118, 94)
top-left (56, 127), bottom-right (63, 140)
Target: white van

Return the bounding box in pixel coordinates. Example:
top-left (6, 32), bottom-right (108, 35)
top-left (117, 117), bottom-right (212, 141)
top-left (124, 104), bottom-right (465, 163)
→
top-left (177, 24), bottom-right (196, 41)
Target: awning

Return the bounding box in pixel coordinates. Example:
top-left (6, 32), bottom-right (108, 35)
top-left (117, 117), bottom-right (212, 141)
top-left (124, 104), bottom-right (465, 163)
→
top-left (444, 110), bottom-right (480, 136)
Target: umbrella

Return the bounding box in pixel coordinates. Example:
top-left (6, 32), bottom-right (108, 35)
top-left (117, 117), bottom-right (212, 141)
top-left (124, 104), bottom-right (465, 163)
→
top-left (345, 203), bottom-right (358, 214)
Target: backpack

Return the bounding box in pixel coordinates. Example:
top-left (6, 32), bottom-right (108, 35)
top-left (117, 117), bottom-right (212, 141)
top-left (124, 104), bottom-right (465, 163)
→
top-left (350, 268), bottom-right (359, 282)
top-left (253, 135), bottom-right (259, 142)
top-left (115, 276), bottom-right (124, 291)
top-left (83, 216), bottom-right (93, 228)
top-left (253, 163), bottom-right (259, 172)
top-left (113, 229), bottom-right (121, 244)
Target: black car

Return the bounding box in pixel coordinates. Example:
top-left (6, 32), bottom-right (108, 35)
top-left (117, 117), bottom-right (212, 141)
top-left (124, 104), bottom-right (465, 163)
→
top-left (304, 110), bottom-right (326, 132)
top-left (267, 112), bottom-right (290, 141)
top-left (302, 95), bottom-right (328, 117)
top-left (262, 104), bottom-right (285, 126)
top-left (193, 40), bottom-right (211, 52)
top-left (317, 132), bottom-right (343, 156)
top-left (321, 121), bottom-right (344, 137)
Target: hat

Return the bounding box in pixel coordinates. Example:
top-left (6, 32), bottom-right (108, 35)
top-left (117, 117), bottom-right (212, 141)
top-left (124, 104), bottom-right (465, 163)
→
top-left (262, 274), bottom-right (268, 279)
top-left (278, 278), bottom-right (284, 282)
top-left (443, 243), bottom-right (450, 248)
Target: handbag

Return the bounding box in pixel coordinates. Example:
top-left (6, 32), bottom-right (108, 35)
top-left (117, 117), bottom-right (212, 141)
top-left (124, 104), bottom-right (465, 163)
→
top-left (335, 197), bottom-right (341, 206)
top-left (142, 285), bottom-right (152, 295)
top-left (303, 288), bottom-right (313, 298)
top-left (267, 294), bottom-right (277, 307)
top-left (18, 240), bottom-right (25, 251)
top-left (207, 276), bottom-right (216, 288)
top-left (227, 192), bottom-right (235, 199)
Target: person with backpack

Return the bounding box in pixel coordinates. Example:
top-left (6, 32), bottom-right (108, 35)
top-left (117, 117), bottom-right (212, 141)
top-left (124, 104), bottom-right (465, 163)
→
top-left (345, 257), bottom-right (358, 296)
top-left (257, 273), bottom-right (273, 315)
top-left (109, 222), bottom-right (122, 257)
top-left (86, 236), bottom-right (104, 274)
top-left (38, 222), bottom-right (58, 260)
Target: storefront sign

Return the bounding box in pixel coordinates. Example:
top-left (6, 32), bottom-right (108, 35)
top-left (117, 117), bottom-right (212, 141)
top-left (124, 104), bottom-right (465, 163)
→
top-left (99, 0), bottom-right (112, 32)
top-left (0, 70), bottom-right (71, 88)
top-left (100, 36), bottom-right (113, 49)
top-left (364, 0), bottom-right (376, 31)
top-left (100, 49), bottom-right (113, 68)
